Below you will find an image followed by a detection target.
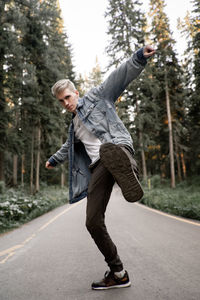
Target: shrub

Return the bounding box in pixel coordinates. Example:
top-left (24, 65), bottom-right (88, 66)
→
top-left (0, 186), bottom-right (68, 233)
top-left (140, 177), bottom-right (200, 221)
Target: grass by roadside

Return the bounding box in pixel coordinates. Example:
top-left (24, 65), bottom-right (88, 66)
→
top-left (0, 176), bottom-right (199, 234)
top-left (140, 175), bottom-right (200, 221)
top-left (0, 185), bottom-right (68, 234)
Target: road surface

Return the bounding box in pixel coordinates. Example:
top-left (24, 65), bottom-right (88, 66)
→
top-left (0, 186), bottom-right (200, 300)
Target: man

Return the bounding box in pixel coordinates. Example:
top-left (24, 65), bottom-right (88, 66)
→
top-left (46, 45), bottom-right (155, 290)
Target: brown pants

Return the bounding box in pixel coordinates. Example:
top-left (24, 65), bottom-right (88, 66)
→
top-left (86, 160), bottom-right (123, 272)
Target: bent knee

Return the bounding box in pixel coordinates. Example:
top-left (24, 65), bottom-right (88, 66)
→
top-left (86, 216), bottom-right (103, 233)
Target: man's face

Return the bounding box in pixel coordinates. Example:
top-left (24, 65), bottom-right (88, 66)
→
top-left (57, 88), bottom-right (79, 113)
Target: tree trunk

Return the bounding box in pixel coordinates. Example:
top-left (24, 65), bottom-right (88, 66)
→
top-left (165, 68), bottom-right (175, 188)
top-left (0, 4), bottom-right (5, 183)
top-left (30, 130), bottom-right (34, 194)
top-left (0, 151), bottom-right (4, 181)
top-left (181, 152), bottom-right (187, 179)
top-left (35, 125), bottom-right (41, 192)
top-left (160, 162), bottom-right (166, 179)
top-left (13, 108), bottom-right (19, 186)
top-left (175, 151), bottom-right (182, 182)
top-left (61, 165), bottom-right (65, 188)
top-left (21, 154), bottom-right (25, 187)
top-left (174, 134), bottom-right (182, 182)
top-left (136, 100), bottom-right (147, 182)
top-left (13, 154), bottom-right (18, 186)
top-left (139, 131), bottom-right (147, 182)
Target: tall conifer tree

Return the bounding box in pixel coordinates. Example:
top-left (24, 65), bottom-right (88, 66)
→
top-left (148, 0), bottom-right (186, 186)
top-left (0, 0), bottom-right (28, 182)
top-left (105, 0), bottom-right (150, 179)
top-left (21, 0), bottom-right (75, 190)
top-left (0, 0), bottom-right (75, 188)
top-left (187, 0), bottom-right (200, 174)
top-left (105, 0), bottom-right (161, 180)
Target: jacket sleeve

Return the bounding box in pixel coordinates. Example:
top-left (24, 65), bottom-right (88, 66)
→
top-left (48, 139), bottom-right (69, 166)
top-left (99, 48), bottom-right (147, 103)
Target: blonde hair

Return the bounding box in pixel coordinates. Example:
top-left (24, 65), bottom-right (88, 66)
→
top-left (51, 79), bottom-right (76, 97)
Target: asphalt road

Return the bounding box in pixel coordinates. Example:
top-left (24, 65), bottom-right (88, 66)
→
top-left (0, 185), bottom-right (200, 300)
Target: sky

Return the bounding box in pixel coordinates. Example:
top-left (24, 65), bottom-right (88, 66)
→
top-left (59, 0), bottom-right (193, 77)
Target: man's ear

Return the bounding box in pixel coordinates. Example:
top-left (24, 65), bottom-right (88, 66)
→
top-left (75, 90), bottom-right (79, 96)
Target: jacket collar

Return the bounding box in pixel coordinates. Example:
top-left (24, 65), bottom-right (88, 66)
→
top-left (76, 97), bottom-right (84, 109)
top-left (71, 98), bottom-right (83, 119)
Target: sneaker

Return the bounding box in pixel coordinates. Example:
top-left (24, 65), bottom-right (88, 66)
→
top-left (100, 143), bottom-right (144, 202)
top-left (91, 270), bottom-right (131, 290)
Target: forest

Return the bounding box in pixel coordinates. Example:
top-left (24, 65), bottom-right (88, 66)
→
top-left (0, 0), bottom-right (199, 227)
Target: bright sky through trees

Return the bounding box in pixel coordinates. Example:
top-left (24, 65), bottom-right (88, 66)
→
top-left (59, 0), bottom-right (193, 75)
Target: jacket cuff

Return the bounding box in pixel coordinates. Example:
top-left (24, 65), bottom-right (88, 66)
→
top-left (136, 48), bottom-right (147, 66)
top-left (48, 157), bottom-right (58, 167)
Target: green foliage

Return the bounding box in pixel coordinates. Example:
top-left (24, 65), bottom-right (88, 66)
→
top-left (0, 0), bottom-right (75, 187)
top-left (0, 0), bottom-right (200, 191)
top-left (141, 176), bottom-right (200, 221)
top-left (77, 58), bottom-right (103, 96)
top-left (0, 185), bottom-right (68, 233)
top-left (185, 0), bottom-right (200, 175)
top-left (105, 0), bottom-right (154, 166)
top-left (105, 0), bottom-right (146, 66)
top-left (105, 0), bottom-right (192, 183)
top-left (146, 0), bottom-right (187, 184)
top-left (144, 174), bottom-right (167, 188)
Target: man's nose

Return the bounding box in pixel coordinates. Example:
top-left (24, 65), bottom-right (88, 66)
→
top-left (63, 99), bottom-right (68, 106)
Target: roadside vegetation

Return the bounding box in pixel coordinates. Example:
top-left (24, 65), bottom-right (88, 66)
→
top-left (0, 183), bottom-right (68, 234)
top-left (1, 175), bottom-right (199, 235)
top-left (140, 176), bottom-right (200, 221)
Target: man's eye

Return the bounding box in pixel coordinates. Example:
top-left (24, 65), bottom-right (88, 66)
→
top-left (59, 99), bottom-right (64, 103)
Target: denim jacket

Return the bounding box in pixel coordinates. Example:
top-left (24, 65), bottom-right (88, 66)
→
top-left (48, 48), bottom-right (147, 204)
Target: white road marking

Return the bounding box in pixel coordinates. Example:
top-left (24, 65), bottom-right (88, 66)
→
top-left (0, 200), bottom-right (83, 264)
top-left (136, 203), bottom-right (200, 227)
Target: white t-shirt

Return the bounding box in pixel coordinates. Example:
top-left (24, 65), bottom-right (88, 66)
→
top-left (73, 114), bottom-right (101, 163)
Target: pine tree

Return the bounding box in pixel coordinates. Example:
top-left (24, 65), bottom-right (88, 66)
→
top-left (0, 0), bottom-right (75, 189)
top-left (20, 0), bottom-right (75, 191)
top-left (148, 0), bottom-right (186, 187)
top-left (105, 0), bottom-right (146, 66)
top-left (186, 0), bottom-right (200, 175)
top-left (88, 57), bottom-right (103, 87)
top-left (77, 57), bottom-right (103, 95)
top-left (0, 0), bottom-right (10, 181)
top-left (0, 0), bottom-right (28, 182)
top-left (177, 12), bottom-right (193, 179)
top-left (105, 0), bottom-right (153, 180)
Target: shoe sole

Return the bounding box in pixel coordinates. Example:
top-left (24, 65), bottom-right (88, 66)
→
top-left (100, 143), bottom-right (144, 202)
top-left (92, 281), bottom-right (131, 290)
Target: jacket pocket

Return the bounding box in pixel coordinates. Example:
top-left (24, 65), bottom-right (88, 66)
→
top-left (88, 103), bottom-right (107, 125)
top-left (83, 103), bottom-right (95, 119)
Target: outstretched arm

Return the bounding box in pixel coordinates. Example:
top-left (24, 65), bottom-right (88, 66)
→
top-left (98, 45), bottom-right (155, 103)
